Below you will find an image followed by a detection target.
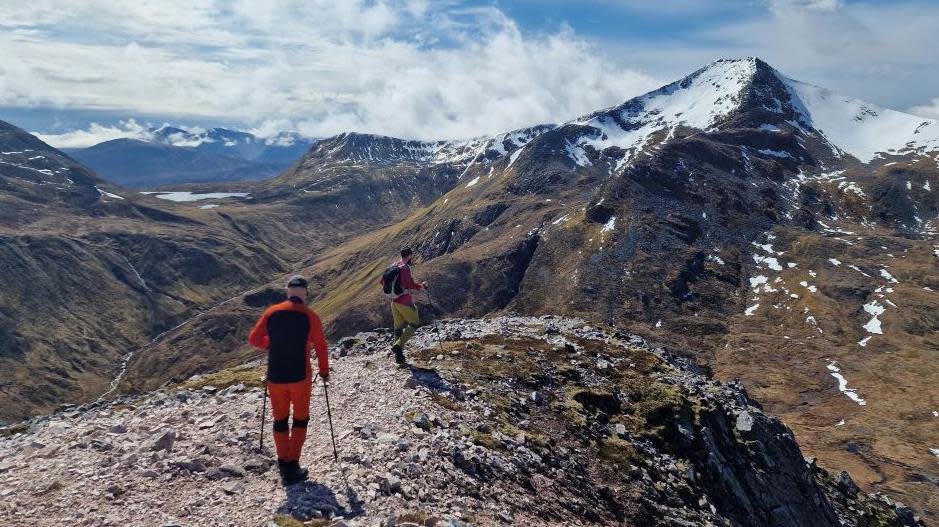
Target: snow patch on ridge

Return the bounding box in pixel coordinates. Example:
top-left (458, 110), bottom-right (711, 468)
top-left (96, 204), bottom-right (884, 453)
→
top-left (862, 301), bottom-right (885, 334)
top-left (753, 254), bottom-right (783, 271)
top-left (95, 186), bottom-right (124, 200)
top-left (575, 58), bottom-right (758, 173)
top-left (783, 77), bottom-right (939, 163)
top-left (827, 361), bottom-right (867, 406)
top-left (565, 141), bottom-right (591, 167)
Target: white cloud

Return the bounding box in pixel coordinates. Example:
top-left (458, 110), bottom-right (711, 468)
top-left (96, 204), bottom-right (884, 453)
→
top-left (34, 119), bottom-right (152, 148)
top-left (2, 1), bottom-right (661, 142)
top-left (769, 0), bottom-right (842, 14)
top-left (909, 98), bottom-right (939, 120)
top-left (9, 0), bottom-right (938, 144)
top-left (671, 0), bottom-right (939, 113)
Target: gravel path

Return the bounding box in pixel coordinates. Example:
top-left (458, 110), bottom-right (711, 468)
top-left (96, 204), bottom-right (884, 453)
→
top-left (0, 319), bottom-right (591, 527)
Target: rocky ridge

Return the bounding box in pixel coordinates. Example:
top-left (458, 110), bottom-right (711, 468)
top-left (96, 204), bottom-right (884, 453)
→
top-left (0, 316), bottom-right (923, 527)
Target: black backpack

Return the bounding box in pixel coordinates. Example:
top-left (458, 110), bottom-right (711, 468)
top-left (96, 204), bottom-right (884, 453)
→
top-left (381, 264), bottom-right (404, 298)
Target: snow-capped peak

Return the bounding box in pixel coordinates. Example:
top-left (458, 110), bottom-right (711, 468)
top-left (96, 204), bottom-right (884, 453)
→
top-left (584, 58), bottom-right (760, 130)
top-left (780, 77), bottom-right (939, 163)
top-left (564, 56), bottom-right (939, 168)
top-left (571, 58), bottom-right (761, 169)
top-left (308, 57), bottom-right (939, 173)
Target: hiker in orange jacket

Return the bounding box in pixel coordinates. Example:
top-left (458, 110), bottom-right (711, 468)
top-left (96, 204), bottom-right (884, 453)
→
top-left (248, 275), bottom-right (329, 485)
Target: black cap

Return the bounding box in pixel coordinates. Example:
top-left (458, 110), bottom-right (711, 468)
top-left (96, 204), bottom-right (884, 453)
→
top-left (286, 275), bottom-right (308, 289)
top-left (400, 246), bottom-right (413, 258)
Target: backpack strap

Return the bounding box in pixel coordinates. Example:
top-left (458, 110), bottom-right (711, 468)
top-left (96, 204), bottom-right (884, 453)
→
top-left (400, 263), bottom-right (419, 293)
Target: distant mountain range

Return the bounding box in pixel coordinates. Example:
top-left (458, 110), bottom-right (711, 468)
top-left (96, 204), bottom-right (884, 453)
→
top-left (64, 126), bottom-right (316, 188)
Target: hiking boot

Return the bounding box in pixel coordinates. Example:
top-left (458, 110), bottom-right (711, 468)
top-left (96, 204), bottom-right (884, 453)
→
top-left (277, 459), bottom-right (292, 485)
top-left (277, 460), bottom-right (308, 486)
top-left (287, 461), bottom-right (309, 483)
top-left (392, 344), bottom-right (406, 365)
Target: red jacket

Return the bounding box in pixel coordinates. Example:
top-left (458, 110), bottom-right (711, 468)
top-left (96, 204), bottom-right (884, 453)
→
top-left (389, 260), bottom-right (423, 306)
top-left (248, 300), bottom-right (329, 383)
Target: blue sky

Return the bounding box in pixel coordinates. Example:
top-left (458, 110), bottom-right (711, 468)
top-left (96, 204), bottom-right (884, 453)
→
top-left (2, 0), bottom-right (938, 147)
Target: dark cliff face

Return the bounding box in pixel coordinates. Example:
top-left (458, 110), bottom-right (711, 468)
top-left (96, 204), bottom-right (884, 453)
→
top-left (401, 316), bottom-right (925, 526)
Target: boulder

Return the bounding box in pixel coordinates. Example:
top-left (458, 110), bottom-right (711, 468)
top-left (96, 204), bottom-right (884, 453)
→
top-left (219, 464), bottom-right (247, 478)
top-left (143, 430), bottom-right (177, 452)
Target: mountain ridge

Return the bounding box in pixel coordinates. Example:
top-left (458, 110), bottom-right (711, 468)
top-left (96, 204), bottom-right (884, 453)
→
top-left (295, 57), bottom-right (939, 173)
top-left (64, 125), bottom-right (317, 188)
top-left (0, 316), bottom-right (926, 526)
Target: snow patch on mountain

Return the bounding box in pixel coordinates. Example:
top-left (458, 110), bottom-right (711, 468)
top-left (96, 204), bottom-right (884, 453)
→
top-left (782, 78), bottom-right (939, 163)
top-left (862, 301), bottom-right (885, 334)
top-left (565, 141), bottom-right (591, 167)
top-left (827, 361), bottom-right (867, 406)
top-left (879, 269), bottom-right (898, 283)
top-left (574, 58), bottom-right (757, 172)
top-left (94, 186), bottom-right (124, 200)
top-left (327, 125), bottom-right (554, 170)
top-left (753, 254), bottom-right (783, 271)
top-left (750, 275), bottom-right (769, 288)
top-left (757, 148), bottom-right (793, 159)
top-left (506, 147), bottom-right (525, 169)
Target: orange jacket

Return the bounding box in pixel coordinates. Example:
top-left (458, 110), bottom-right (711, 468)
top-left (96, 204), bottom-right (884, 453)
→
top-left (248, 300), bottom-right (329, 383)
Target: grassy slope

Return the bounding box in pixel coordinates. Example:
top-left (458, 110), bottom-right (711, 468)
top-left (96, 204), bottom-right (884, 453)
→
top-left (717, 223), bottom-right (939, 517)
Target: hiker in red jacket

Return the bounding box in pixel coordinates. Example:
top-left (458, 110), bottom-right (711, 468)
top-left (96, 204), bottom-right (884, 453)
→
top-left (380, 247), bottom-right (427, 365)
top-left (248, 275), bottom-right (329, 485)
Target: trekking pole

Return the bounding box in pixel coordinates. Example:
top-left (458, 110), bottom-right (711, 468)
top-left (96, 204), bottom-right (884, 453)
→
top-left (259, 379), bottom-right (268, 450)
top-left (313, 374), bottom-right (356, 508)
top-left (319, 374), bottom-right (340, 463)
top-left (423, 290), bottom-right (447, 353)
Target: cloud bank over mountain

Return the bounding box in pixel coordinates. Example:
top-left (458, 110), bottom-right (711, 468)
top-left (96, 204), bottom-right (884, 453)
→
top-left (6, 0), bottom-right (939, 144)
